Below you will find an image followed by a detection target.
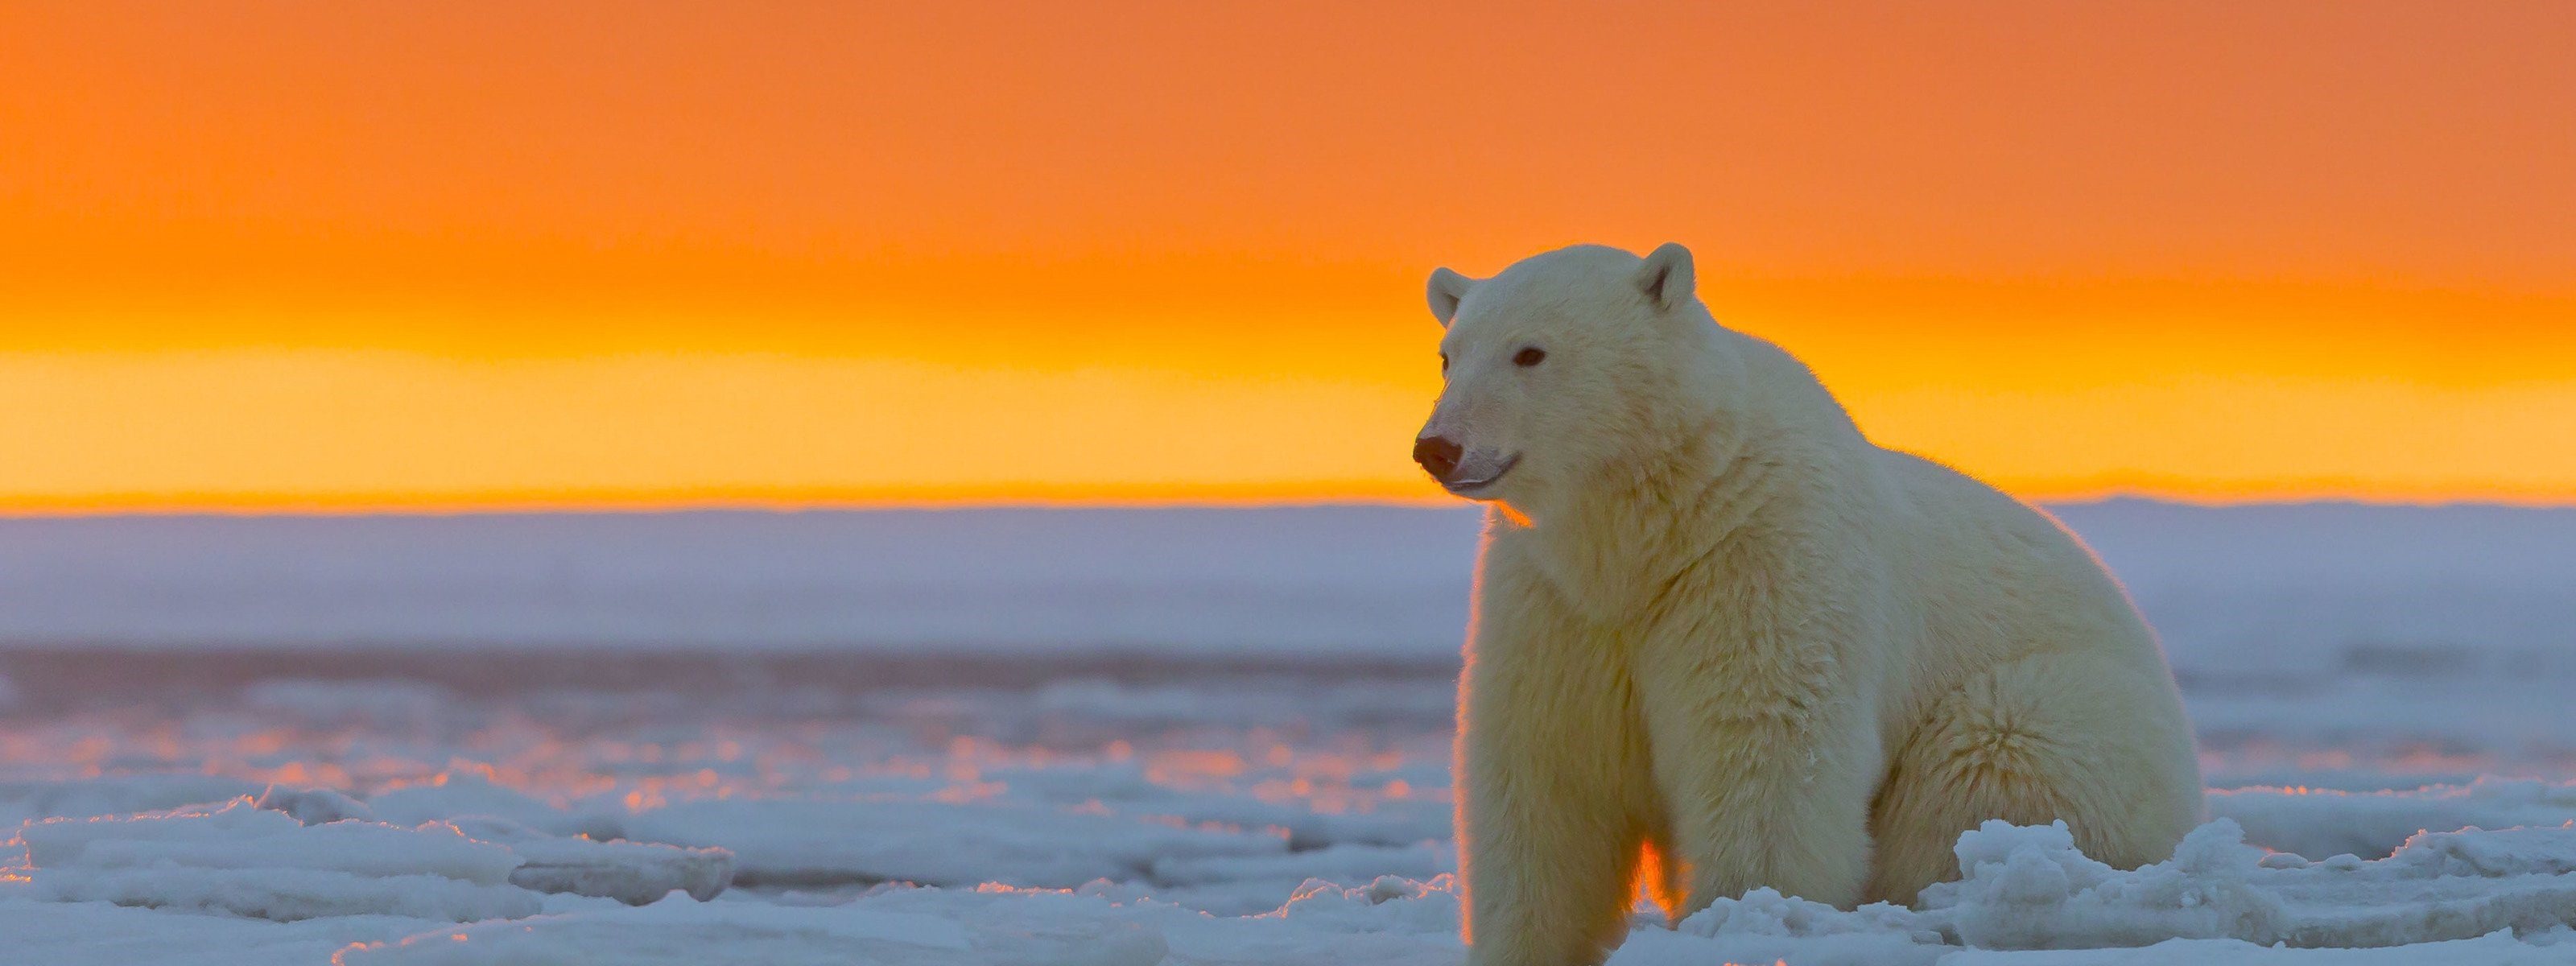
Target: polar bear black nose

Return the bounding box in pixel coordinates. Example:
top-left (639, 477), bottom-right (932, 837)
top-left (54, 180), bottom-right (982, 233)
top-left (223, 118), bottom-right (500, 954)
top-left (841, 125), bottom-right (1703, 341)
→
top-left (1414, 436), bottom-right (1463, 481)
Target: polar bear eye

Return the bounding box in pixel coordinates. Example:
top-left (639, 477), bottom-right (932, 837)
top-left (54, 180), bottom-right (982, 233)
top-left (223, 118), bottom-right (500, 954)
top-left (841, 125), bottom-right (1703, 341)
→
top-left (1439, 353), bottom-right (1449, 374)
top-left (1513, 347), bottom-right (1546, 367)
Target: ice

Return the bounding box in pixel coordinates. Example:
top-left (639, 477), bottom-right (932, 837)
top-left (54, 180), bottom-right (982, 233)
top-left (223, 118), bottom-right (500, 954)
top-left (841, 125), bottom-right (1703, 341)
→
top-left (258, 785), bottom-right (378, 826)
top-left (2, 502), bottom-right (2574, 962)
top-left (2218, 779), bottom-right (2576, 861)
top-left (1609, 816), bottom-right (2576, 962)
top-left (948, 753), bottom-right (1453, 853)
top-left (456, 816), bottom-right (735, 905)
top-left (5, 666), bottom-right (2574, 963)
top-left (621, 796), bottom-right (1289, 889)
top-left (11, 793), bottom-right (737, 926)
top-left (367, 766), bottom-right (617, 840)
top-left (3, 502), bottom-right (2573, 667)
top-left (842, 878), bottom-right (1465, 966)
top-left (331, 903), bottom-right (984, 966)
top-left (1609, 887), bottom-right (1947, 966)
top-left (0, 898), bottom-right (440, 966)
top-left (332, 877), bottom-right (1467, 965)
top-left (1926, 818), bottom-right (2576, 950)
top-left (0, 774), bottom-right (267, 826)
top-left (39, 864), bottom-right (543, 924)
top-left (1150, 841), bottom-right (1455, 912)
top-left (245, 679), bottom-right (462, 730)
top-left (1926, 819), bottom-right (2293, 948)
top-left (322, 816), bottom-right (2576, 966)
top-left (2048, 502), bottom-right (2576, 677)
top-left (0, 507), bottom-right (1484, 654)
top-left (20, 800), bottom-right (539, 923)
top-left (21, 799), bottom-right (519, 882)
top-left (1938, 931), bottom-right (2576, 964)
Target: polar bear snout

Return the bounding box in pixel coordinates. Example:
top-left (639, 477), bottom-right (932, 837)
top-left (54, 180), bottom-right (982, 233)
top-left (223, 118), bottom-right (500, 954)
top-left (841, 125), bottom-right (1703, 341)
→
top-left (1413, 435), bottom-right (1463, 480)
top-left (1415, 434), bottom-right (1519, 495)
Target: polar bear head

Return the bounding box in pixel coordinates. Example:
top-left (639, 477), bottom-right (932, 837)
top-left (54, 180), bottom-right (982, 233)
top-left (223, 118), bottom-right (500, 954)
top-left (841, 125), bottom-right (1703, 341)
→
top-left (1414, 242), bottom-right (1723, 514)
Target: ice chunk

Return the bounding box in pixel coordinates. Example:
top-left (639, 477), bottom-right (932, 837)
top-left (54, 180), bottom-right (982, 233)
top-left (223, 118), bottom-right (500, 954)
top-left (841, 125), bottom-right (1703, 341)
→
top-left (19, 799), bottom-right (537, 923)
top-left (365, 765), bottom-right (613, 839)
top-left (449, 815), bottom-right (734, 904)
top-left (23, 799), bottom-right (521, 883)
top-left (1920, 818), bottom-right (2576, 950)
top-left (1610, 819), bottom-right (2576, 961)
top-left (2217, 778), bottom-right (2576, 861)
top-left (1609, 886), bottom-right (1944, 966)
top-left (1152, 841), bottom-right (1449, 888)
top-left (505, 837), bottom-right (733, 905)
top-left (257, 785), bottom-right (377, 826)
top-left (1925, 819), bottom-right (2290, 949)
top-left (0, 773), bottom-right (264, 825)
top-left (1148, 842), bottom-right (1455, 915)
top-left (1267, 873), bottom-right (1464, 936)
top-left (0, 894), bottom-right (384, 964)
top-left (40, 865), bottom-right (542, 923)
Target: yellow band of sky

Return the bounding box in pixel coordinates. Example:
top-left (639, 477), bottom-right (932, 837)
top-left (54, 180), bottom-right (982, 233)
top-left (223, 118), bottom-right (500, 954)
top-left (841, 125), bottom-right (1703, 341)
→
top-left (5, 2), bottom-right (2573, 510)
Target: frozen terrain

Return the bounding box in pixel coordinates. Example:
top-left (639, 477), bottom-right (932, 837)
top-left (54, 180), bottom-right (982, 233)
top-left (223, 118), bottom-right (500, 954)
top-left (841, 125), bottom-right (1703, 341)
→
top-left (1, 501), bottom-right (2573, 963)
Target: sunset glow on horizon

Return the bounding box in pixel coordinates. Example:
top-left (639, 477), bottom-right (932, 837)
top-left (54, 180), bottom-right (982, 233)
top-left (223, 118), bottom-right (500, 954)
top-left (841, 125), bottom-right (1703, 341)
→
top-left (6, 1), bottom-right (2574, 512)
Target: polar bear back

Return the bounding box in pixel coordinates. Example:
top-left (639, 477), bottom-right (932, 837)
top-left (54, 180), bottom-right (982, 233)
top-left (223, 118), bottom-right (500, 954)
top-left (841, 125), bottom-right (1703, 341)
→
top-left (1872, 448), bottom-right (2177, 700)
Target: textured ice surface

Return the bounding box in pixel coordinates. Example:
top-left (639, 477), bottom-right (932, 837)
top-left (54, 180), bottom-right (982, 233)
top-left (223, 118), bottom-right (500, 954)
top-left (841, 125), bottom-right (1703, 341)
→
top-left (1, 667), bottom-right (2570, 963)
top-left (2, 502), bottom-right (2574, 962)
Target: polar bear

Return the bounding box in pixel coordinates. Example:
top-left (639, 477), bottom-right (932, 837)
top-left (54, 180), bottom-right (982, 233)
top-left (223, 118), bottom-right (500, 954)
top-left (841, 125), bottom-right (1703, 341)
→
top-left (1416, 243), bottom-right (2204, 966)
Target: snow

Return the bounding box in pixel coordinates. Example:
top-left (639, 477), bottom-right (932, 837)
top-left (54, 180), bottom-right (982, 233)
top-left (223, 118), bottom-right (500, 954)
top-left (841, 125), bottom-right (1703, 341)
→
top-left (365, 768), bottom-right (616, 840)
top-left (0, 501), bottom-right (2569, 672)
top-left (333, 904), bottom-right (984, 966)
top-left (19, 799), bottom-right (542, 923)
top-left (2, 502), bottom-right (2574, 962)
top-left (1610, 817), bottom-right (2576, 963)
top-left (465, 817), bottom-right (735, 905)
top-left (620, 797), bottom-right (1288, 890)
top-left (2215, 780), bottom-right (2576, 862)
top-left (0, 507), bottom-right (1482, 654)
top-left (4, 667), bottom-right (2570, 964)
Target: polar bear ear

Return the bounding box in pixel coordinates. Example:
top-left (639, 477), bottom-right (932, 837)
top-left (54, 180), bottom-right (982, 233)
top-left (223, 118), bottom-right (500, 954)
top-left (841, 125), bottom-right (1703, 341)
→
top-left (1426, 267), bottom-right (1476, 328)
top-left (1637, 242), bottom-right (1695, 312)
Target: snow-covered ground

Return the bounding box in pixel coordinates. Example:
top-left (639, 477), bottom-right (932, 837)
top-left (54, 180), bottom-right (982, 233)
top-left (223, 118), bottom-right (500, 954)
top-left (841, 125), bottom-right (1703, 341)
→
top-left (1, 502), bottom-right (2573, 963)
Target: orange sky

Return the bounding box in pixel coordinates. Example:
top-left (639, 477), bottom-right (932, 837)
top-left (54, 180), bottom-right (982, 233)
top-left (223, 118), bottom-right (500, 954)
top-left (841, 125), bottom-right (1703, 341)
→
top-left (4, 1), bottom-right (2573, 510)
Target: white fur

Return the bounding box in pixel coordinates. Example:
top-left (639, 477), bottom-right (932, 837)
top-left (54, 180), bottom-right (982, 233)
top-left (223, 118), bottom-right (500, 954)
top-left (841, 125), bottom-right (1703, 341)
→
top-left (1424, 245), bottom-right (2204, 966)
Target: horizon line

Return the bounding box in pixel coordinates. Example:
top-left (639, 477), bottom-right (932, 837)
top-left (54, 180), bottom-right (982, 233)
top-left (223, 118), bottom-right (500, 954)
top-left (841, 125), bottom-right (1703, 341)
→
top-left (4, 484), bottom-right (2574, 518)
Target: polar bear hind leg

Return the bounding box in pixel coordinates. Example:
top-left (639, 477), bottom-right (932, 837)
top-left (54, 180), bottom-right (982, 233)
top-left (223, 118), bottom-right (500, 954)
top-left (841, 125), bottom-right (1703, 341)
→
top-left (1863, 651), bottom-right (2203, 906)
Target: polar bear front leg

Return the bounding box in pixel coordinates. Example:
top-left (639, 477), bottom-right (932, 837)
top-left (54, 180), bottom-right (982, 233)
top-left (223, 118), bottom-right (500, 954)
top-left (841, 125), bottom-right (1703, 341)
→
top-left (1457, 651), bottom-right (1651, 966)
top-left (1633, 634), bottom-right (1879, 911)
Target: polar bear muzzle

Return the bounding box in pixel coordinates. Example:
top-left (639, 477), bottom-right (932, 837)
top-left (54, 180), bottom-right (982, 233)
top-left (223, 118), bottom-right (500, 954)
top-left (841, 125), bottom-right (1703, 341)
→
top-left (1414, 435), bottom-right (1519, 494)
